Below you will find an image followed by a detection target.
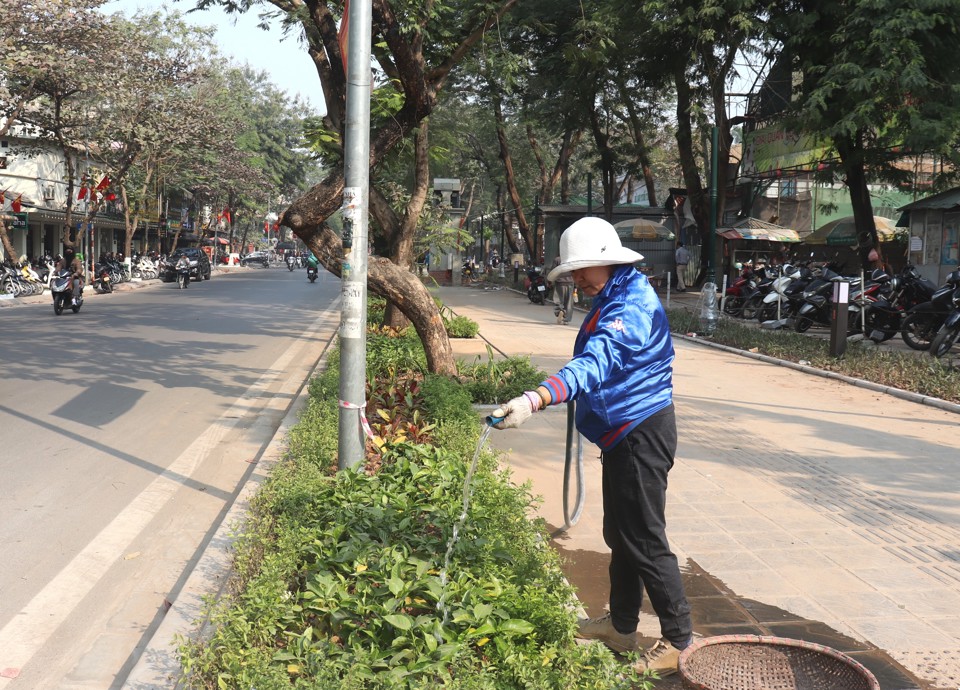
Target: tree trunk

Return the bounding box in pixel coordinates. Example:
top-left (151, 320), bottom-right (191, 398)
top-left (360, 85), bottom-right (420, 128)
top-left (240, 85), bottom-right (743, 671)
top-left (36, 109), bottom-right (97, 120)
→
top-left (285, 172), bottom-right (458, 376)
top-left (835, 133), bottom-right (880, 270)
top-left (0, 220), bottom-right (17, 260)
top-left (376, 120), bottom-right (432, 329)
top-left (673, 66), bottom-right (710, 279)
top-left (492, 88), bottom-right (533, 257)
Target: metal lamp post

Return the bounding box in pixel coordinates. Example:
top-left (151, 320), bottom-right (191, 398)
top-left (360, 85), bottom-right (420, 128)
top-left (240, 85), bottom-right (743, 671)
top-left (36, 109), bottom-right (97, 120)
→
top-left (338, 0), bottom-right (373, 469)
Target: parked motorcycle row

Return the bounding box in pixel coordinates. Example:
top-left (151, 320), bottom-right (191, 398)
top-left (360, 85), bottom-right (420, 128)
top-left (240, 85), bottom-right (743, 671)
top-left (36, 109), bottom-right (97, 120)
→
top-left (722, 261), bottom-right (960, 358)
top-left (0, 259), bottom-right (52, 297)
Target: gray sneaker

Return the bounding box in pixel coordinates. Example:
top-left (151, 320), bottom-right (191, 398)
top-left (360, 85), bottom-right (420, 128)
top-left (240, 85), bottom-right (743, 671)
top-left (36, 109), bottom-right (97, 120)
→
top-left (634, 637), bottom-right (680, 677)
top-left (575, 613), bottom-right (638, 653)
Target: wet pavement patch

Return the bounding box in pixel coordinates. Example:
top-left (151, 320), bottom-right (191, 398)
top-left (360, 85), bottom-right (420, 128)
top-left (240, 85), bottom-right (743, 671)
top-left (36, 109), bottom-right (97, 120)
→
top-left (553, 543), bottom-right (943, 689)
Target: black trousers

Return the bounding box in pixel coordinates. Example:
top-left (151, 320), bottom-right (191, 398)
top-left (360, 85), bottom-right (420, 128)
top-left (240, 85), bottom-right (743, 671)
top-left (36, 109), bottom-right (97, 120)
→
top-left (601, 405), bottom-right (692, 647)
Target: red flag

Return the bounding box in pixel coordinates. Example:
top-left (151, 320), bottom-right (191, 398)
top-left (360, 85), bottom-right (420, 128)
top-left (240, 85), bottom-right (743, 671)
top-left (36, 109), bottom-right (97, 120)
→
top-left (223, 208), bottom-right (231, 224)
top-left (78, 186), bottom-right (88, 200)
top-left (105, 192), bottom-right (116, 201)
top-left (338, 0), bottom-right (349, 74)
top-left (95, 175), bottom-right (110, 191)
top-left (11, 194), bottom-right (21, 212)
top-left (264, 220), bottom-right (269, 234)
top-left (89, 190), bottom-right (98, 203)
top-left (0, 191), bottom-right (4, 207)
top-left (272, 222), bottom-right (280, 232)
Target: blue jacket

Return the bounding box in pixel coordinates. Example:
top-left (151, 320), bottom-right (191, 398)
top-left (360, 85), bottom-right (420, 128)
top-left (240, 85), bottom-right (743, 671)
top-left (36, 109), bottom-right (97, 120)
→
top-left (540, 265), bottom-right (674, 450)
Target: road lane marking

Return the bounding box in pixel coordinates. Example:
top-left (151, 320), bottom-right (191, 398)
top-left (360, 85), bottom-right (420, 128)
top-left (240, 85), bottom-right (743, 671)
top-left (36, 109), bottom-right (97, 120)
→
top-left (0, 302), bottom-right (338, 686)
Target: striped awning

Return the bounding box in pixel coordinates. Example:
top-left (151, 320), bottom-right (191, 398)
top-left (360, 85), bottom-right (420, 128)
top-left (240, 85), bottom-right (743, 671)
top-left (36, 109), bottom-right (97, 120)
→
top-left (717, 218), bottom-right (801, 243)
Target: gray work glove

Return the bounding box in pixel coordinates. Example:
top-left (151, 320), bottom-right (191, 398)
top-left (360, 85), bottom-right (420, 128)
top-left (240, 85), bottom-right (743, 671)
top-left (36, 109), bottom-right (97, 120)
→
top-left (491, 392), bottom-right (541, 430)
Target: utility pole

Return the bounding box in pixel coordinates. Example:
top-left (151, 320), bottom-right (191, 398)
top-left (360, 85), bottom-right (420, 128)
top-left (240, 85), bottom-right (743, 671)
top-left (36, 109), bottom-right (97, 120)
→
top-left (338, 0), bottom-right (373, 470)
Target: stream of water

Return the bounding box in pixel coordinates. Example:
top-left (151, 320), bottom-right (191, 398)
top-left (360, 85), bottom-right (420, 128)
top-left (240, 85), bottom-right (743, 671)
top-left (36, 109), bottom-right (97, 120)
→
top-left (434, 424), bottom-right (493, 637)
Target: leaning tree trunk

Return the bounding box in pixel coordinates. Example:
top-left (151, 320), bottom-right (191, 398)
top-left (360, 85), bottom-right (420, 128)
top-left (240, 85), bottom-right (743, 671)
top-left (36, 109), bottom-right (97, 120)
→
top-left (284, 173), bottom-right (458, 376)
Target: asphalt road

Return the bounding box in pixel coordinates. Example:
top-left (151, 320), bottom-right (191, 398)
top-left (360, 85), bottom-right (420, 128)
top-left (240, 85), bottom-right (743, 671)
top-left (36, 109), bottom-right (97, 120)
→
top-left (0, 266), bottom-right (340, 688)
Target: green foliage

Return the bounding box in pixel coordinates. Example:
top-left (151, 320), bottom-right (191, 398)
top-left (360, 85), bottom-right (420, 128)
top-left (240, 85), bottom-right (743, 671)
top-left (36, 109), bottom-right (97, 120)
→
top-left (421, 373), bottom-right (479, 428)
top-left (666, 308), bottom-right (960, 404)
top-left (444, 314), bottom-right (479, 338)
top-left (457, 345), bottom-right (548, 405)
top-left (178, 328), bottom-right (648, 689)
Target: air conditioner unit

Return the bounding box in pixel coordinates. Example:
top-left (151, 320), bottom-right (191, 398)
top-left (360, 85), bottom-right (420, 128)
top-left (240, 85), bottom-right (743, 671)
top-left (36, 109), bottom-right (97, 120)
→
top-left (43, 184), bottom-right (55, 201)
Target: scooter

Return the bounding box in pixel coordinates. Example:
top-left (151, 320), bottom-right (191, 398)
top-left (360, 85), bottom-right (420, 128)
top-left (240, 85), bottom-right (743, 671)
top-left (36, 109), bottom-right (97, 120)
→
top-left (287, 254), bottom-right (297, 271)
top-left (928, 285), bottom-right (960, 358)
top-left (176, 262), bottom-right (191, 289)
top-left (900, 269), bottom-right (960, 350)
top-left (92, 264), bottom-right (113, 293)
top-left (526, 267), bottom-right (547, 304)
top-left (307, 264), bottom-right (318, 283)
top-left (51, 269), bottom-right (82, 315)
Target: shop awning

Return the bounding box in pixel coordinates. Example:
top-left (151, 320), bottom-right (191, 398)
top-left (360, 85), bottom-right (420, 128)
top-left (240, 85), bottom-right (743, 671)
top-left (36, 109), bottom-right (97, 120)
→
top-left (804, 215), bottom-right (900, 245)
top-left (717, 218), bottom-right (801, 243)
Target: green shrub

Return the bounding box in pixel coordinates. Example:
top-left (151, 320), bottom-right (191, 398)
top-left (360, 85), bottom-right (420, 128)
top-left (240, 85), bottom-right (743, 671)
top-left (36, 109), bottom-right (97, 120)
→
top-left (181, 436), bottom-right (645, 690)
top-left (458, 347), bottom-right (548, 405)
top-left (421, 373), bottom-right (478, 428)
top-left (445, 314), bottom-right (480, 338)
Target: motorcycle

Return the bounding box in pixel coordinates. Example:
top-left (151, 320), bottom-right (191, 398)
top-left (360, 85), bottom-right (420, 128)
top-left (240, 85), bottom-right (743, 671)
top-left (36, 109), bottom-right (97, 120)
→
top-left (287, 254), bottom-right (297, 271)
top-left (723, 267), bottom-right (757, 317)
top-left (755, 264), bottom-right (805, 323)
top-left (899, 269), bottom-right (960, 350)
top-left (526, 266), bottom-right (547, 305)
top-left (92, 264), bottom-right (113, 294)
top-left (928, 284), bottom-right (960, 358)
top-left (859, 264), bottom-right (937, 343)
top-left (51, 268), bottom-right (82, 315)
top-left (176, 261), bottom-right (191, 289)
top-left (792, 264), bottom-right (846, 333)
top-left (307, 264), bottom-right (318, 283)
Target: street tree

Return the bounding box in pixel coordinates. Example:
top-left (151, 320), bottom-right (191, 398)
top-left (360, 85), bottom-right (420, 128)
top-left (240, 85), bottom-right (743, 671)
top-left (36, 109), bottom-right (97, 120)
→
top-left (771, 0), bottom-right (960, 267)
top-left (640, 0), bottom-right (767, 279)
top-left (0, 0), bottom-right (112, 257)
top-left (196, 0), bottom-right (518, 376)
top-left (93, 11), bottom-right (223, 260)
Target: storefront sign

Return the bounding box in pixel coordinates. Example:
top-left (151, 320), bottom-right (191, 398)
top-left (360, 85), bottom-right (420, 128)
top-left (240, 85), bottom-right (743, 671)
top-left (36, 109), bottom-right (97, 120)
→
top-left (8, 212), bottom-right (27, 229)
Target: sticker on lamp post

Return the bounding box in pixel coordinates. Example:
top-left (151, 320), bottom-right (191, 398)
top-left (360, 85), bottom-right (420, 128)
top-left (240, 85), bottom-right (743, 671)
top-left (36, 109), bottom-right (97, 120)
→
top-left (341, 280), bottom-right (364, 338)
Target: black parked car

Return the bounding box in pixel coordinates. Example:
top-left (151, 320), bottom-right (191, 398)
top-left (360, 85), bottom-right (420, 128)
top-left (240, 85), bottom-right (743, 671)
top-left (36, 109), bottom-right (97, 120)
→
top-left (240, 250), bottom-right (271, 267)
top-left (161, 247), bottom-right (211, 282)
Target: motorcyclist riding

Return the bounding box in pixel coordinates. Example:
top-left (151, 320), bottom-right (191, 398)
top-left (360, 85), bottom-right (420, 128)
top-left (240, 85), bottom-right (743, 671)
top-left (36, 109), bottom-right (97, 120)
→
top-left (57, 249), bottom-right (85, 305)
top-left (175, 253), bottom-right (191, 286)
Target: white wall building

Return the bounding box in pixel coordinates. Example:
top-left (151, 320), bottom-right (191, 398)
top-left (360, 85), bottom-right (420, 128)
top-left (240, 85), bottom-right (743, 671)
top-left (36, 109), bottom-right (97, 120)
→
top-left (0, 127), bottom-right (125, 262)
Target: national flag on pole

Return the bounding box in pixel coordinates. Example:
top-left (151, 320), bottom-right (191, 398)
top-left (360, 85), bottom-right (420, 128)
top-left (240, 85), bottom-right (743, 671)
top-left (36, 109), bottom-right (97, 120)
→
top-left (0, 191), bottom-right (4, 207)
top-left (89, 190), bottom-right (98, 203)
top-left (338, 0), bottom-right (349, 74)
top-left (264, 220), bottom-right (269, 234)
top-left (78, 185), bottom-right (88, 200)
top-left (223, 207), bottom-right (231, 224)
top-left (105, 192), bottom-right (116, 201)
top-left (95, 175), bottom-right (110, 191)
top-left (12, 194), bottom-right (22, 212)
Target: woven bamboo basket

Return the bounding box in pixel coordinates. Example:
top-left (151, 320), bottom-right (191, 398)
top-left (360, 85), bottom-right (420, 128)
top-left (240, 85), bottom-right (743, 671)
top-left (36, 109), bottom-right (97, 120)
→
top-left (678, 635), bottom-right (880, 690)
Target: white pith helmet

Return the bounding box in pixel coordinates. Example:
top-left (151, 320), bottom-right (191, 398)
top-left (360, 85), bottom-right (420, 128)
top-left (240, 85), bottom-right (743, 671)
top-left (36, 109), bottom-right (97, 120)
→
top-left (547, 217), bottom-right (644, 282)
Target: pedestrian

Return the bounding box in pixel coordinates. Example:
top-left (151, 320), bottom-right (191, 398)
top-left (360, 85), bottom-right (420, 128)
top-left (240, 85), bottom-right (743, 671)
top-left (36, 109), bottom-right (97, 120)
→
top-left (675, 242), bottom-right (691, 292)
top-left (551, 254), bottom-right (575, 324)
top-left (490, 216), bottom-right (693, 677)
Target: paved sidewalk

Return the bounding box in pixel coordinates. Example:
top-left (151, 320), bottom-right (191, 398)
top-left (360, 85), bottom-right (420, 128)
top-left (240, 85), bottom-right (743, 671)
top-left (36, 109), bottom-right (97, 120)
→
top-left (437, 284), bottom-right (960, 690)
